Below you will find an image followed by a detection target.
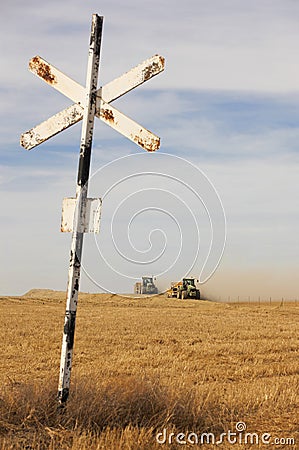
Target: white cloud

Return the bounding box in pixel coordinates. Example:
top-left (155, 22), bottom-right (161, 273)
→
top-left (2, 0), bottom-right (299, 91)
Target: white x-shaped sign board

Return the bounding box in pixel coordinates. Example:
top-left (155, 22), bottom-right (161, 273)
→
top-left (20, 54), bottom-right (165, 152)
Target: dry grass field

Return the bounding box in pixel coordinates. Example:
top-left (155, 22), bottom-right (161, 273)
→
top-left (0, 290), bottom-right (298, 449)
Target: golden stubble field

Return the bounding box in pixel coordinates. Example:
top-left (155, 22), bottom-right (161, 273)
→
top-left (0, 290), bottom-right (298, 449)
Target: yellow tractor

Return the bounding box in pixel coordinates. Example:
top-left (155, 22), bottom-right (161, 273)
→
top-left (167, 281), bottom-right (182, 298)
top-left (168, 278), bottom-right (200, 300)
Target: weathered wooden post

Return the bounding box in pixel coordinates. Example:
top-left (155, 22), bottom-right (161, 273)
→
top-left (20, 13), bottom-right (165, 403)
top-left (57, 14), bottom-right (103, 404)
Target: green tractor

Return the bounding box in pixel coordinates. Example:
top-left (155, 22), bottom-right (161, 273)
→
top-left (134, 276), bottom-right (158, 295)
top-left (177, 278), bottom-right (200, 300)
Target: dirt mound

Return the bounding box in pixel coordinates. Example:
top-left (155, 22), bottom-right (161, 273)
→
top-left (22, 289), bottom-right (123, 303)
top-left (23, 289), bottom-right (66, 300)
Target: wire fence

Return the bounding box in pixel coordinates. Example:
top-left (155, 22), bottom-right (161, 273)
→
top-left (212, 296), bottom-right (298, 305)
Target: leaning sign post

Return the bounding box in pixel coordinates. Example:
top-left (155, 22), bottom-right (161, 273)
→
top-left (20, 13), bottom-right (165, 404)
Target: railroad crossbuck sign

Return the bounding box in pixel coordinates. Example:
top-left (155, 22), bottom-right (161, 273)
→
top-left (20, 14), bottom-right (165, 404)
top-left (20, 54), bottom-right (164, 152)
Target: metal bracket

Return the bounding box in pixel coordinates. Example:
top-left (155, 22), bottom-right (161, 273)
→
top-left (61, 197), bottom-right (102, 233)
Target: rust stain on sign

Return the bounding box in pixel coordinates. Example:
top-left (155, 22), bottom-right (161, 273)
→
top-left (133, 132), bottom-right (160, 152)
top-left (20, 128), bottom-right (43, 150)
top-left (29, 56), bottom-right (57, 85)
top-left (143, 55), bottom-right (165, 81)
top-left (100, 108), bottom-right (114, 122)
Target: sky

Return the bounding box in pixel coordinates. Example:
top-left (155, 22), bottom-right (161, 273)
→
top-left (0, 0), bottom-right (298, 299)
